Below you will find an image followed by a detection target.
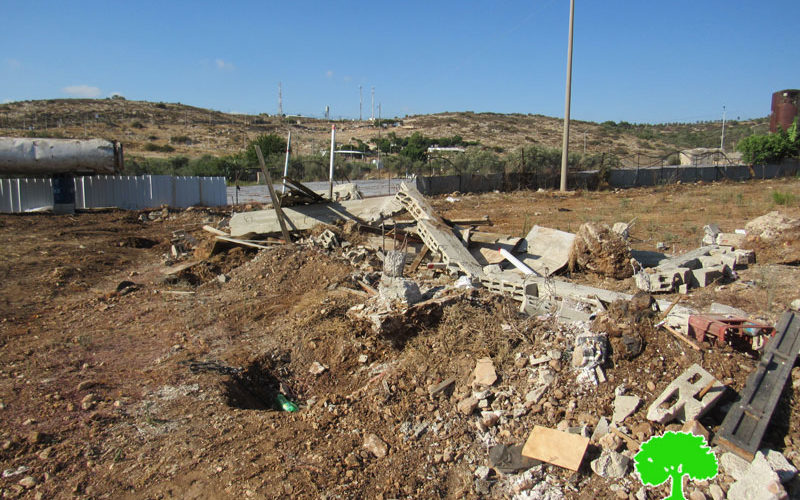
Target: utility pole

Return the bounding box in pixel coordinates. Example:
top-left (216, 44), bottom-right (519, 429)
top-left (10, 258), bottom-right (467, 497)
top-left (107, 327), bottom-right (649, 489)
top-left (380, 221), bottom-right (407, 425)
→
top-left (371, 87), bottom-right (375, 121)
top-left (559, 0), bottom-right (575, 192)
top-left (378, 103), bottom-right (381, 120)
top-left (720, 105), bottom-right (726, 152)
top-left (329, 125), bottom-right (336, 199)
top-left (359, 85), bottom-right (363, 121)
top-left (278, 82), bottom-right (283, 117)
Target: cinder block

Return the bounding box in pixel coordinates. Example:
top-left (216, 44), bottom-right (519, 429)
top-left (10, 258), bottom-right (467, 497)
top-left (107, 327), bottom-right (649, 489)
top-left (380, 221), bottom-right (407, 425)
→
top-left (716, 233), bottom-right (747, 248)
top-left (646, 363), bottom-right (725, 424)
top-left (636, 267), bottom-right (691, 293)
top-left (690, 264), bottom-right (729, 287)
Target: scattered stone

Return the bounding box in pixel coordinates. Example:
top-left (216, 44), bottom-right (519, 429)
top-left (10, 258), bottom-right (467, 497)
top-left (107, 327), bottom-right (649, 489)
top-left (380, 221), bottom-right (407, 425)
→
top-left (216, 273), bottom-right (229, 283)
top-left (727, 450), bottom-right (787, 500)
top-left (681, 419), bottom-right (709, 441)
top-left (708, 484), bottom-right (724, 500)
top-left (612, 394), bottom-right (641, 424)
top-left (472, 357), bottom-right (497, 388)
top-left (591, 417), bottom-right (610, 442)
top-left (309, 362), bottom-right (328, 376)
top-left (81, 393), bottom-right (97, 410)
top-left (37, 447), bottom-right (53, 460)
top-left (688, 489), bottom-right (707, 500)
top-left (357, 354), bottom-right (368, 364)
top-left (598, 432), bottom-right (624, 452)
top-left (720, 452), bottom-right (751, 480)
top-left (18, 476), bottom-right (37, 489)
top-left (590, 450), bottom-right (631, 478)
top-left (759, 449), bottom-right (798, 484)
top-left (646, 381), bottom-right (656, 392)
top-left (480, 411), bottom-right (501, 428)
top-left (474, 465), bottom-right (491, 481)
top-left (363, 433), bottom-right (388, 458)
top-left (76, 380), bottom-right (96, 391)
top-left (27, 431), bottom-right (42, 445)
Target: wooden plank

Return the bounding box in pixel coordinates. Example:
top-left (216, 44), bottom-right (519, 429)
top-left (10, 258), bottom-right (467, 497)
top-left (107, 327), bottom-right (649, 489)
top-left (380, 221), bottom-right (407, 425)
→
top-left (662, 324), bottom-right (704, 351)
top-left (214, 235), bottom-right (278, 250)
top-left (283, 177), bottom-right (326, 202)
top-left (521, 425), bottom-right (589, 471)
top-left (715, 312), bottom-right (800, 460)
top-left (255, 145), bottom-right (293, 244)
top-left (408, 245), bottom-right (430, 273)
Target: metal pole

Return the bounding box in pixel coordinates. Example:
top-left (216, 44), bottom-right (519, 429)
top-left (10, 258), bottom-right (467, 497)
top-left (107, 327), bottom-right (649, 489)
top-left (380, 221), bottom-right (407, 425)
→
top-left (359, 85), bottom-right (363, 121)
top-left (559, 0), bottom-right (575, 192)
top-left (282, 131), bottom-right (291, 194)
top-left (720, 105), bottom-right (726, 152)
top-left (329, 124), bottom-right (336, 200)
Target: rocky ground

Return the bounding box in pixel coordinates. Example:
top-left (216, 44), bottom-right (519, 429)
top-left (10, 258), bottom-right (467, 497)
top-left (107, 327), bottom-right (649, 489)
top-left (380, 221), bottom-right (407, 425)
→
top-left (1, 178), bottom-right (800, 499)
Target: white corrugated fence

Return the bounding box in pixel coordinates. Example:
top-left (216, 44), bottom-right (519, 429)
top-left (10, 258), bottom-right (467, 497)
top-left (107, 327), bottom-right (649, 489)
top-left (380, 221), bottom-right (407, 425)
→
top-left (0, 175), bottom-right (227, 213)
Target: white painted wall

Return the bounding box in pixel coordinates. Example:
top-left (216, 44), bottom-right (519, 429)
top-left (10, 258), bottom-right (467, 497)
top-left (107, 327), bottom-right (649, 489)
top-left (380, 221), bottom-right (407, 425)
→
top-left (0, 175), bottom-right (227, 213)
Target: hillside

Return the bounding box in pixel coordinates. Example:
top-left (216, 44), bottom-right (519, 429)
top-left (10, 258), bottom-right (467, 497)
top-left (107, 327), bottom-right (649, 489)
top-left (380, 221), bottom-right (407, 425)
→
top-left (0, 98), bottom-right (769, 167)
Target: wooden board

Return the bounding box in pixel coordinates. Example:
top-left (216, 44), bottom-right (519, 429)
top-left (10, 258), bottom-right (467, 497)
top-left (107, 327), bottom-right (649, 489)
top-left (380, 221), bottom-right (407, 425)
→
top-left (521, 425), bottom-right (589, 471)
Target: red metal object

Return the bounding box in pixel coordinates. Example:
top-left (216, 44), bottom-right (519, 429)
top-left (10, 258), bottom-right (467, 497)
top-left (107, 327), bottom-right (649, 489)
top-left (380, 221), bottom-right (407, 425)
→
top-left (770, 89), bottom-right (800, 133)
top-left (688, 314), bottom-right (775, 347)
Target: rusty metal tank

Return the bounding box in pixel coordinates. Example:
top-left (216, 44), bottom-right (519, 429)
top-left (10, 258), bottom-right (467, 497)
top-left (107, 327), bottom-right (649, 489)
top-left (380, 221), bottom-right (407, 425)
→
top-left (770, 89), bottom-right (800, 133)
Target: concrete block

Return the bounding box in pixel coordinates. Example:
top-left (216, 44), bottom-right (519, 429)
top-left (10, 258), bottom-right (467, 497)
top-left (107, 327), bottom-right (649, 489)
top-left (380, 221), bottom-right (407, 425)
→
top-left (646, 363), bottom-right (725, 424)
top-left (636, 267), bottom-right (691, 293)
top-left (612, 394), bottom-right (641, 424)
top-left (690, 264), bottom-right (729, 288)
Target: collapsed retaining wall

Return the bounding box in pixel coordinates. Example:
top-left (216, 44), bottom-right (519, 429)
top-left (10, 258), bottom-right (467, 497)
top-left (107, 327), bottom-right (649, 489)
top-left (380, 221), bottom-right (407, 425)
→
top-left (413, 160), bottom-right (799, 195)
top-left (0, 175), bottom-right (226, 213)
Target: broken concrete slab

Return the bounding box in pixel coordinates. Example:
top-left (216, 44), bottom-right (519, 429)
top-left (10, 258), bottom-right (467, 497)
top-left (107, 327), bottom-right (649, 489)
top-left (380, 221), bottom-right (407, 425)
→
top-left (518, 225), bottom-right (576, 276)
top-left (395, 183), bottom-right (483, 277)
top-left (646, 363), bottom-right (725, 424)
top-left (591, 417), bottom-right (610, 442)
top-left (229, 195), bottom-right (403, 237)
top-left (630, 249), bottom-right (669, 268)
top-left (590, 449), bottom-right (631, 478)
top-left (716, 232), bottom-right (747, 248)
top-left (521, 425), bottom-right (589, 471)
top-left (726, 451), bottom-right (788, 500)
top-left (472, 357), bottom-right (498, 388)
top-left (612, 394), bottom-right (641, 424)
top-left (760, 449), bottom-right (798, 484)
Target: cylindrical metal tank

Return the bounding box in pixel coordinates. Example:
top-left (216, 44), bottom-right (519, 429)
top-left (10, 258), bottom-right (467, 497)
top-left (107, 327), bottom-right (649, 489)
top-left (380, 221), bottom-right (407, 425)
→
top-left (0, 138), bottom-right (122, 175)
top-left (770, 89), bottom-right (800, 133)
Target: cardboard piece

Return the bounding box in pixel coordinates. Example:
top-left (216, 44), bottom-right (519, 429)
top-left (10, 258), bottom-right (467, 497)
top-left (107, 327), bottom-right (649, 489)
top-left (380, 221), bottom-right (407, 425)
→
top-left (521, 425), bottom-right (589, 471)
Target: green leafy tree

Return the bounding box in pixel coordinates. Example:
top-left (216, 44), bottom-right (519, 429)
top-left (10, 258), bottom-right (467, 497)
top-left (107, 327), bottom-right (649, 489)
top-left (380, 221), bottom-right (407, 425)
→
top-left (244, 134), bottom-right (286, 168)
top-left (634, 431), bottom-right (718, 500)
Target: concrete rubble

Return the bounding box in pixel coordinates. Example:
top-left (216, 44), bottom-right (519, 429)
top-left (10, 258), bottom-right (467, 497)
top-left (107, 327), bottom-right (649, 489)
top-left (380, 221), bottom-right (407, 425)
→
top-left (646, 364), bottom-right (725, 424)
top-left (198, 182), bottom-right (799, 499)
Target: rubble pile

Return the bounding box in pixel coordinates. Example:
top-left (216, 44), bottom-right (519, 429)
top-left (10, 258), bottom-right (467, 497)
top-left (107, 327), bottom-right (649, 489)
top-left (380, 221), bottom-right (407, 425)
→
top-left (3, 180), bottom-right (800, 499)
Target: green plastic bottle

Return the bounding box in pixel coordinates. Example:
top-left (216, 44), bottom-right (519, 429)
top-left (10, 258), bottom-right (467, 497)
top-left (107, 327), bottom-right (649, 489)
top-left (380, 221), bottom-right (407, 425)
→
top-left (276, 393), bottom-right (298, 412)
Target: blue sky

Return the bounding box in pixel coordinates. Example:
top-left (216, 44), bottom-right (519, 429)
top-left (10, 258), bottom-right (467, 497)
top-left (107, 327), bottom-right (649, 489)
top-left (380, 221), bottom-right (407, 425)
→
top-left (2, 1), bottom-right (798, 124)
